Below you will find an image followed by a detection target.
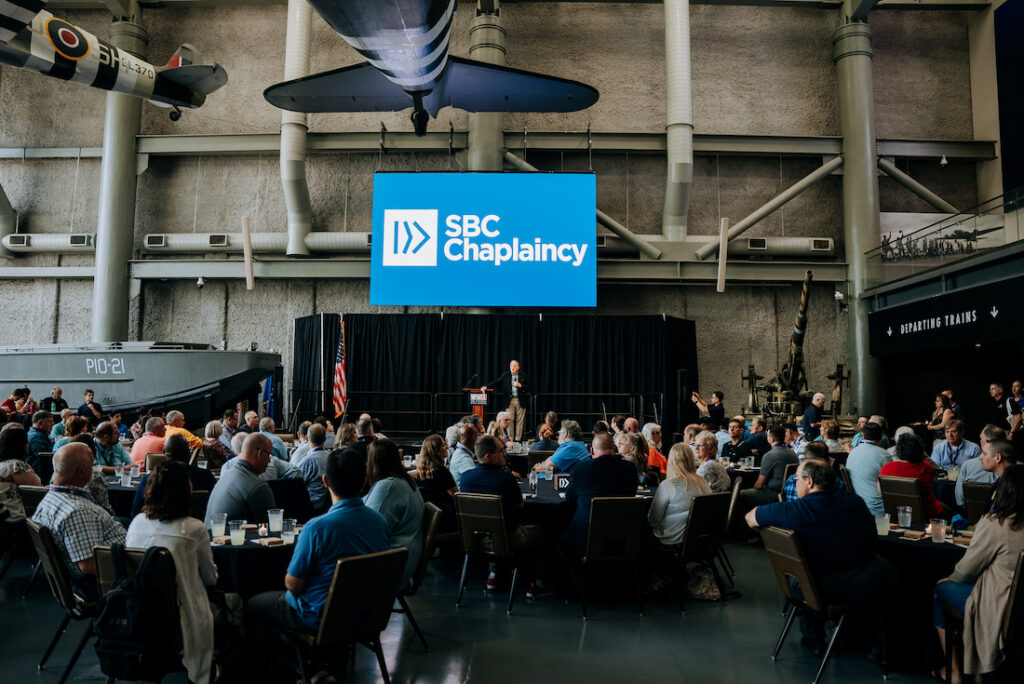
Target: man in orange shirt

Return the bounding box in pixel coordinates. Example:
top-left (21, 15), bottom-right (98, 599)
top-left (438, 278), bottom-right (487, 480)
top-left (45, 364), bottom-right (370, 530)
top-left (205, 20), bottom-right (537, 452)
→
top-left (164, 409), bottom-right (203, 450)
top-left (129, 417), bottom-right (166, 466)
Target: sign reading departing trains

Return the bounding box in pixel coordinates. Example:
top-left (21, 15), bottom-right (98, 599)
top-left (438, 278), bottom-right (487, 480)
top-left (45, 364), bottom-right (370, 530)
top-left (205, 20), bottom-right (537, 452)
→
top-left (370, 173), bottom-right (597, 306)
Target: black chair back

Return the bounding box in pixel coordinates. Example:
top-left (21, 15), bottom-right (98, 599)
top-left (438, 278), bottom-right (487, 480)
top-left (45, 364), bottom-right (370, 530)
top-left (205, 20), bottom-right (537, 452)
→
top-left (267, 477), bottom-right (315, 523)
top-left (583, 497), bottom-right (644, 564)
top-left (35, 452), bottom-right (53, 485)
top-left (781, 462), bottom-right (798, 489)
top-left (838, 464), bottom-right (854, 493)
top-left (316, 548), bottom-right (409, 648)
top-left (145, 453), bottom-right (167, 473)
top-left (726, 476), bottom-right (742, 531)
top-left (407, 502), bottom-right (443, 596)
top-left (680, 492), bottom-right (731, 562)
top-left (528, 451), bottom-right (553, 470)
top-left (19, 485), bottom-right (49, 517)
top-left (760, 525), bottom-right (826, 613)
top-left (189, 490), bottom-right (210, 521)
top-left (454, 493), bottom-right (512, 558)
top-left (878, 475), bottom-right (926, 524)
top-left (24, 518), bottom-right (83, 613)
top-left (962, 482), bottom-right (993, 525)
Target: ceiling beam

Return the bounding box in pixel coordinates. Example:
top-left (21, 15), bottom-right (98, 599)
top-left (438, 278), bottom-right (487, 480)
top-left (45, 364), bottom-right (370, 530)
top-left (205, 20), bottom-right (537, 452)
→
top-left (48, 0), bottom-right (991, 10)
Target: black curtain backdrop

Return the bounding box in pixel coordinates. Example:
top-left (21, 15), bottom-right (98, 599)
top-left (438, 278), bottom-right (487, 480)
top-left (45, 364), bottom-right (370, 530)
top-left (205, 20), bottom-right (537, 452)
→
top-left (291, 313), bottom-right (340, 419)
top-left (311, 314), bottom-right (697, 440)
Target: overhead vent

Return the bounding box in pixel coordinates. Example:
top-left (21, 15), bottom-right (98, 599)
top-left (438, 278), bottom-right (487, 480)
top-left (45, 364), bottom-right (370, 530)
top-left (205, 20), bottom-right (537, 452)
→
top-left (811, 238), bottom-right (832, 252)
top-left (145, 234), bottom-right (166, 248)
top-left (7, 234), bottom-right (27, 247)
top-left (747, 237), bottom-right (768, 251)
top-left (209, 234), bottom-right (228, 247)
top-left (69, 234), bottom-right (90, 247)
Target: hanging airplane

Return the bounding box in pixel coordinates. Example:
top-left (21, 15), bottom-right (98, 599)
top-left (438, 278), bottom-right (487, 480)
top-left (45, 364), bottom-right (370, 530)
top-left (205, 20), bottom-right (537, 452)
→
top-left (264, 0), bottom-right (599, 136)
top-left (0, 1), bottom-right (227, 118)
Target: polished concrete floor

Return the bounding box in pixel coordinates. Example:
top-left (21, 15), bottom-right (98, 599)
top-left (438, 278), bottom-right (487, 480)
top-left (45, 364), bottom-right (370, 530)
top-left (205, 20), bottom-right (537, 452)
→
top-left (0, 543), bottom-right (940, 684)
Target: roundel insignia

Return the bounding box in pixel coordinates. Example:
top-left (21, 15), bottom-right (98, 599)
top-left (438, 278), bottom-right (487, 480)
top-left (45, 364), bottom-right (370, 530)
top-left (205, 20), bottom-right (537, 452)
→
top-left (45, 18), bottom-right (90, 61)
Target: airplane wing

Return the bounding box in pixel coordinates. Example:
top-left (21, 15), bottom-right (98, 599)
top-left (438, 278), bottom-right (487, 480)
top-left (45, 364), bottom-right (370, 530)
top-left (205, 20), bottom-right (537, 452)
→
top-left (157, 43), bottom-right (227, 96)
top-left (264, 61), bottom-right (412, 113)
top-left (440, 57), bottom-right (599, 113)
top-left (0, 0), bottom-right (46, 45)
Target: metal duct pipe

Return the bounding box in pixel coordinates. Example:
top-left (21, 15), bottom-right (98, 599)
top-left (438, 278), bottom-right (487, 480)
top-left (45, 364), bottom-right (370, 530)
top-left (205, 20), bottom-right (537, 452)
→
top-left (662, 0), bottom-right (693, 241)
top-left (695, 156), bottom-right (844, 261)
top-left (281, 0), bottom-right (313, 257)
top-left (141, 232), bottom-right (370, 253)
top-left (0, 184), bottom-right (14, 259)
top-left (468, 3), bottom-right (506, 170)
top-left (2, 233), bottom-right (96, 252)
top-left (877, 157), bottom-right (959, 214)
top-left (503, 150), bottom-right (662, 260)
top-left (727, 236), bottom-right (835, 257)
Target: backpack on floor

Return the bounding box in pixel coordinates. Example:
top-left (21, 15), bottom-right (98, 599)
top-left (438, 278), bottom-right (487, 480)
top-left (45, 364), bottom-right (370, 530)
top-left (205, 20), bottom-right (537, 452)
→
top-left (93, 543), bottom-right (183, 682)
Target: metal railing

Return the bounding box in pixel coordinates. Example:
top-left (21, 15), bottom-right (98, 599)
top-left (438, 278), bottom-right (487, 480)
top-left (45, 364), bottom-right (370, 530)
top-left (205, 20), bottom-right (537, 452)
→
top-left (865, 186), bottom-right (1024, 286)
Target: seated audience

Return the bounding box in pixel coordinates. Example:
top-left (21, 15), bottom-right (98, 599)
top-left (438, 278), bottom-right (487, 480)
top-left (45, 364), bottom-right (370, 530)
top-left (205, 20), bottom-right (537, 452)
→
top-left (956, 426), bottom-right (1010, 507)
top-left (488, 411), bottom-right (513, 446)
top-left (746, 458), bottom-right (894, 646)
top-left (259, 417), bottom-right (288, 461)
top-left (846, 421), bottom-right (891, 514)
top-left (536, 411), bottom-right (559, 442)
top-left (610, 415), bottom-right (626, 435)
top-left (616, 431), bottom-right (657, 487)
top-left (648, 443), bottom-right (712, 547)
top-left (781, 442), bottom-right (843, 500)
top-left (224, 432), bottom-right (299, 481)
top-left (931, 420), bottom-right (980, 470)
top-left (27, 410), bottom-right (54, 471)
top-left (641, 422), bottom-right (667, 475)
top-left (52, 416), bottom-right (89, 453)
top-left (820, 418), bottom-right (842, 452)
top-left (296, 424), bottom-right (332, 512)
top-left (245, 448), bottom-right (390, 680)
top-left (334, 422), bottom-right (357, 449)
top-left (850, 415), bottom-right (869, 448)
top-left (198, 420), bottom-right (231, 468)
top-left (530, 424), bottom-right (559, 452)
top-left (164, 410), bottom-right (203, 450)
top-left (880, 433), bottom-right (944, 517)
top-left (887, 425), bottom-right (916, 457)
top-left (693, 430), bottom-right (732, 493)
top-left (130, 417), bottom-right (166, 466)
top-left (591, 419), bottom-right (610, 435)
top-left (349, 417), bottom-right (376, 458)
top-left (205, 433), bottom-right (277, 526)
top-left (450, 424), bottom-right (478, 487)
top-left (410, 434), bottom-right (457, 528)
top-left (238, 410), bottom-right (258, 434)
top-left (219, 409), bottom-right (239, 453)
top-left (32, 443), bottom-right (126, 600)
top-left (533, 419), bottom-right (591, 474)
top-left (562, 432), bottom-right (638, 557)
top-left (1, 425), bottom-right (42, 519)
top-left (739, 425), bottom-right (798, 508)
top-left (743, 417), bottom-right (771, 463)
top-left (720, 418), bottom-right (752, 465)
top-left (50, 408), bottom-right (74, 441)
top-left (289, 421), bottom-right (313, 463)
top-left (92, 421), bottom-right (132, 473)
top-left (39, 386), bottom-right (68, 414)
top-left (364, 439), bottom-right (424, 589)
top-left (131, 434), bottom-right (217, 518)
top-left (785, 423), bottom-right (807, 459)
top-left (129, 407), bottom-right (151, 440)
top-left (934, 465), bottom-right (1024, 683)
top-left (126, 461), bottom-right (222, 684)
top-left (109, 411), bottom-right (131, 438)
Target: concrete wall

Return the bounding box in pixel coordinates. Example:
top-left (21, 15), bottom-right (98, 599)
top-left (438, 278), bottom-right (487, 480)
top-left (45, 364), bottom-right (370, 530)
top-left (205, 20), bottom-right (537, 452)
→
top-left (0, 2), bottom-right (982, 419)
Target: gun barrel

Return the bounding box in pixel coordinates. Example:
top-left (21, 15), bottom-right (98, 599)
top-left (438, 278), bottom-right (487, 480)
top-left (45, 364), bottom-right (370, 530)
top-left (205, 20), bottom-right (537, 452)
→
top-left (784, 270), bottom-right (813, 391)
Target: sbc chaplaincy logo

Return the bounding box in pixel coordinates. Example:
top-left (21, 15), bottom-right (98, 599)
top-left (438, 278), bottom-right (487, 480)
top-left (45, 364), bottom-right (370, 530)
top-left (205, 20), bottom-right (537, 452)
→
top-left (382, 209), bottom-right (437, 266)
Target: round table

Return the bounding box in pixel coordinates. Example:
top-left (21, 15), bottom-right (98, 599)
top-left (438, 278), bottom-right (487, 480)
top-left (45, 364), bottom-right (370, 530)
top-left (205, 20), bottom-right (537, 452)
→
top-left (211, 529), bottom-right (295, 599)
top-left (726, 467), bottom-right (760, 488)
top-left (104, 476), bottom-right (141, 519)
top-left (877, 528), bottom-right (967, 671)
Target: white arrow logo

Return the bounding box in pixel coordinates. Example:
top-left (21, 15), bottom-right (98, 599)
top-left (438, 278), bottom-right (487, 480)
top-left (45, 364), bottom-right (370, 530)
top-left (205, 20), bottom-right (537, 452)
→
top-left (990, 306), bottom-right (999, 318)
top-left (887, 327), bottom-right (893, 337)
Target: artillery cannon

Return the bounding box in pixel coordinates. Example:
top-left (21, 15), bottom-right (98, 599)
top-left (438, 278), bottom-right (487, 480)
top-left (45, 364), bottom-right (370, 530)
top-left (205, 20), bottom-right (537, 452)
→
top-left (756, 270), bottom-right (815, 422)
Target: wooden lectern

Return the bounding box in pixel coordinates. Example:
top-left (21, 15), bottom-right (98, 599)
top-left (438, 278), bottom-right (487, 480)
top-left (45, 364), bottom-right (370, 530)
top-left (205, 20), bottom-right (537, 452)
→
top-left (462, 387), bottom-right (492, 423)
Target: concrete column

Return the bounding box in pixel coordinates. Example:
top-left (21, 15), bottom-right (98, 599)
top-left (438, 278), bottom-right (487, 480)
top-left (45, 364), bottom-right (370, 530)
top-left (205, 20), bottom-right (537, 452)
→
top-left (91, 16), bottom-right (147, 342)
top-left (467, 4), bottom-right (506, 171)
top-left (833, 8), bottom-right (881, 415)
top-left (0, 183), bottom-right (14, 259)
top-left (968, 2), bottom-right (1004, 203)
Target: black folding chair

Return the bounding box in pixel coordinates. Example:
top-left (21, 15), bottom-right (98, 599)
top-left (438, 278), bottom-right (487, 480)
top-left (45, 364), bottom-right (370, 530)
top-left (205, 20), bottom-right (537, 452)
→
top-left (578, 497), bottom-right (645, 620)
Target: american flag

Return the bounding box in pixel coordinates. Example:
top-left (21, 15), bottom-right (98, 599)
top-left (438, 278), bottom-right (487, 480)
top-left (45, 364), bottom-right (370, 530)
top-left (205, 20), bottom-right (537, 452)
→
top-left (332, 319), bottom-right (347, 418)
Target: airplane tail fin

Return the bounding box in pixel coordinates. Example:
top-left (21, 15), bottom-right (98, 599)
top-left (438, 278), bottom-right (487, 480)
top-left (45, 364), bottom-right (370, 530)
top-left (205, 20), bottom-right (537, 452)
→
top-left (157, 44), bottom-right (228, 96)
top-left (263, 57), bottom-right (598, 115)
top-left (440, 57), bottom-right (598, 113)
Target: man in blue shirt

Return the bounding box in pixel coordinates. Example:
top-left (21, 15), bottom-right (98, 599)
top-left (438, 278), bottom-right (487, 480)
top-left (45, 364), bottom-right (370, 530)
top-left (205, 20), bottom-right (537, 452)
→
top-left (563, 432), bottom-right (638, 557)
top-left (747, 458), bottom-right (894, 646)
top-left (245, 447), bottom-right (390, 676)
top-left (27, 410), bottom-right (54, 472)
top-left (930, 420), bottom-right (980, 470)
top-left (743, 417), bottom-right (771, 464)
top-left (801, 393), bottom-right (826, 440)
top-left (845, 421), bottom-right (891, 514)
top-left (259, 417), bottom-right (289, 462)
top-left (450, 424), bottom-right (478, 487)
top-left (533, 419), bottom-right (590, 474)
top-left (296, 424), bottom-right (332, 512)
top-left (92, 421), bottom-right (132, 473)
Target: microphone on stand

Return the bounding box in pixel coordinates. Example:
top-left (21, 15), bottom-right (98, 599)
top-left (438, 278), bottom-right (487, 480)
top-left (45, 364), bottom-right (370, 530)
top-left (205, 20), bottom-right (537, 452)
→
top-left (466, 373), bottom-right (479, 388)
top-left (601, 402), bottom-right (608, 423)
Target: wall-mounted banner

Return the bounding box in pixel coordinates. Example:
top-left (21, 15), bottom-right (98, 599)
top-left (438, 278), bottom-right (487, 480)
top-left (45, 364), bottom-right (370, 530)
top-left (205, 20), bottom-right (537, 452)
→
top-left (371, 172), bottom-right (596, 306)
top-left (868, 274), bottom-right (1024, 356)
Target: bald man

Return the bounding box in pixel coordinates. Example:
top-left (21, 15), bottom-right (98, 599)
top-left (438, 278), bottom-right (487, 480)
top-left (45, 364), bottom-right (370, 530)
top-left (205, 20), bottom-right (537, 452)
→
top-left (802, 392), bottom-right (827, 441)
top-left (32, 443), bottom-right (126, 600)
top-left (205, 433), bottom-right (277, 526)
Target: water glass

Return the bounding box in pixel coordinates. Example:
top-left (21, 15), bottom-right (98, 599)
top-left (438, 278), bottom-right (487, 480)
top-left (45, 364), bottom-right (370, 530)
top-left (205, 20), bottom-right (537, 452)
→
top-left (874, 512), bottom-right (891, 535)
top-left (119, 467), bottom-right (132, 487)
top-left (897, 506), bottom-right (913, 528)
top-left (403, 453), bottom-right (414, 469)
top-left (545, 465), bottom-right (554, 480)
top-left (210, 512), bottom-right (227, 537)
top-left (947, 465), bottom-right (960, 482)
top-left (197, 457), bottom-right (208, 470)
top-left (281, 518), bottom-right (297, 545)
top-left (130, 463), bottom-right (140, 479)
top-left (268, 508), bottom-right (284, 533)
top-left (930, 518), bottom-right (947, 543)
top-left (228, 520), bottom-right (246, 546)
top-left (528, 470), bottom-right (538, 493)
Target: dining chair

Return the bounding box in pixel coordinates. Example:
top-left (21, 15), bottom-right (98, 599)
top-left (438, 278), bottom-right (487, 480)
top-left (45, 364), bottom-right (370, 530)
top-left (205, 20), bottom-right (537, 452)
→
top-left (578, 496), bottom-right (645, 620)
top-left (393, 502), bottom-right (443, 650)
top-left (454, 493), bottom-right (521, 614)
top-left (878, 475), bottom-right (927, 524)
top-left (674, 492), bottom-right (736, 613)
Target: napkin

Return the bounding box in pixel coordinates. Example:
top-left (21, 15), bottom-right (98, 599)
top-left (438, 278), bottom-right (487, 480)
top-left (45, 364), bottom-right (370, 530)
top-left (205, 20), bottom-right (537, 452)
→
top-left (256, 537), bottom-right (284, 547)
top-left (211, 535), bottom-right (231, 545)
top-left (903, 530), bottom-right (927, 540)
